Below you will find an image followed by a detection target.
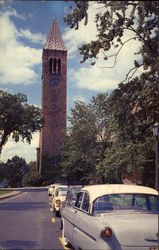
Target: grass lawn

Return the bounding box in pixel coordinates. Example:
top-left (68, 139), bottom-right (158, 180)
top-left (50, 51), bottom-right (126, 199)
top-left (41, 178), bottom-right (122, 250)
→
top-left (0, 190), bottom-right (12, 196)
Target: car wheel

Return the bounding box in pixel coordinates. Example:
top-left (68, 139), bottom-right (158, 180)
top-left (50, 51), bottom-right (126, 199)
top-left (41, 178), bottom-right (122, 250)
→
top-left (62, 219), bottom-right (70, 247)
top-left (55, 210), bottom-right (60, 217)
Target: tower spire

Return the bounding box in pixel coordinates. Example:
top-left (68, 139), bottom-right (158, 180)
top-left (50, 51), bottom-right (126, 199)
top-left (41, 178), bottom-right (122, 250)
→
top-left (44, 16), bottom-right (66, 51)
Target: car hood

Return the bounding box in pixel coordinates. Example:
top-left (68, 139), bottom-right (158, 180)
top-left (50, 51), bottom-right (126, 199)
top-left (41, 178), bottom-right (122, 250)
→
top-left (99, 212), bottom-right (158, 247)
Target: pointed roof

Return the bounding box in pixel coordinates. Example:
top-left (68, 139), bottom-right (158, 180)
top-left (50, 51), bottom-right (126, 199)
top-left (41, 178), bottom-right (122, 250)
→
top-left (44, 16), bottom-right (66, 51)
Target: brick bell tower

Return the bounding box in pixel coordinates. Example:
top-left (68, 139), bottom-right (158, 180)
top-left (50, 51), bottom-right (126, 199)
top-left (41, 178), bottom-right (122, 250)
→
top-left (37, 17), bottom-right (67, 173)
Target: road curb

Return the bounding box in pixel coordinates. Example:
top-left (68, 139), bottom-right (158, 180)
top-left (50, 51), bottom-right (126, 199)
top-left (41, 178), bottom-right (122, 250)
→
top-left (0, 191), bottom-right (21, 200)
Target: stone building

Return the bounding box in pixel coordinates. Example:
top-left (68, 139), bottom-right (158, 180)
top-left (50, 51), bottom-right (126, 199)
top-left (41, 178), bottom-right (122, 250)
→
top-left (37, 17), bottom-right (67, 173)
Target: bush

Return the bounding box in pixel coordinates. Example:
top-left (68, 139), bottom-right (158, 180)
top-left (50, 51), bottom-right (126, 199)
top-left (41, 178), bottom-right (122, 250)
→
top-left (22, 172), bottom-right (44, 187)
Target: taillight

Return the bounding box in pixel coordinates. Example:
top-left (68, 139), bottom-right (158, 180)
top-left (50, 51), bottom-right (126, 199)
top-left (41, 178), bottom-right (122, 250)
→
top-left (101, 227), bottom-right (112, 239)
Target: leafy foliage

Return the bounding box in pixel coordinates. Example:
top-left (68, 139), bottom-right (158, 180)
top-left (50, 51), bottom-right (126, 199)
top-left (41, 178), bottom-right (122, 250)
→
top-left (61, 97), bottom-right (115, 184)
top-left (21, 161), bottom-right (46, 187)
top-left (0, 161), bottom-right (5, 182)
top-left (3, 156), bottom-right (28, 187)
top-left (61, 101), bottom-right (98, 184)
top-left (0, 90), bottom-right (42, 156)
top-left (22, 171), bottom-right (44, 187)
top-left (64, 1), bottom-right (158, 81)
top-left (61, 1), bottom-right (158, 187)
top-left (110, 72), bottom-right (159, 143)
top-left (39, 155), bottom-right (65, 185)
top-left (60, 87), bottom-right (156, 187)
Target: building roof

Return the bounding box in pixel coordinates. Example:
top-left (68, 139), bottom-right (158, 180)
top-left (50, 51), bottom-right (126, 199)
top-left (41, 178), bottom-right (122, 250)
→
top-left (82, 184), bottom-right (158, 204)
top-left (44, 16), bottom-right (67, 51)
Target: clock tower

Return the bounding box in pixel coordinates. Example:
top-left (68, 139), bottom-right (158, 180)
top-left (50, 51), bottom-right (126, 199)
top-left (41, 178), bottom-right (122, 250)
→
top-left (38, 17), bottom-right (67, 173)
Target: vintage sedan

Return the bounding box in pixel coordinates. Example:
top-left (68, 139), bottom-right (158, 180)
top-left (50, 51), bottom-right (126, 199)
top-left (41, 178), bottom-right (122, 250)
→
top-left (48, 183), bottom-right (67, 196)
top-left (61, 184), bottom-right (158, 250)
top-left (48, 184), bottom-right (55, 196)
top-left (52, 186), bottom-right (69, 216)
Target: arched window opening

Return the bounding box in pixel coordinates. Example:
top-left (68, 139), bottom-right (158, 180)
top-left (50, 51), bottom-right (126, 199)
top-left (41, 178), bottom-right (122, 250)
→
top-left (58, 59), bottom-right (61, 74)
top-left (53, 58), bottom-right (57, 73)
top-left (49, 58), bottom-right (52, 74)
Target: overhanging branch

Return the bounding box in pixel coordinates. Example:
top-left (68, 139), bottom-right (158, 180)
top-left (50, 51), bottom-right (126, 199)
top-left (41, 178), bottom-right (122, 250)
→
top-left (95, 37), bottom-right (139, 69)
top-left (121, 63), bottom-right (143, 84)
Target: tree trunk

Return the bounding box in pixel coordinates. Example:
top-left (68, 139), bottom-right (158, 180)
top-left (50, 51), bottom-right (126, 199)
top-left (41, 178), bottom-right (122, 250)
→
top-left (0, 131), bottom-right (9, 158)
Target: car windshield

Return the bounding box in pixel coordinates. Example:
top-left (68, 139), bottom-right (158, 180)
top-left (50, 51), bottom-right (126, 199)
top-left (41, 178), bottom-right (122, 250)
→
top-left (93, 193), bottom-right (158, 214)
top-left (57, 189), bottom-right (68, 196)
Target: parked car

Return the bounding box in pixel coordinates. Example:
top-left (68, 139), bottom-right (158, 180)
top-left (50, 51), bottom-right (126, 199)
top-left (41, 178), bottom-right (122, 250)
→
top-left (62, 186), bottom-right (82, 207)
top-left (48, 183), bottom-right (67, 196)
top-left (53, 184), bottom-right (68, 196)
top-left (61, 184), bottom-right (158, 250)
top-left (52, 186), bottom-right (69, 216)
top-left (48, 184), bottom-right (55, 196)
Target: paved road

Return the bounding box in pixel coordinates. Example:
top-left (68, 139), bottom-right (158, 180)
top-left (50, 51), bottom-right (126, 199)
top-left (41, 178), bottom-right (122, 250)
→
top-left (0, 188), bottom-right (65, 250)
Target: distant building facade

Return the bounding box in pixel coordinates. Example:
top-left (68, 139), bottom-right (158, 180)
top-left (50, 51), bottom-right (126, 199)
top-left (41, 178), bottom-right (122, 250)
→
top-left (37, 17), bottom-right (67, 173)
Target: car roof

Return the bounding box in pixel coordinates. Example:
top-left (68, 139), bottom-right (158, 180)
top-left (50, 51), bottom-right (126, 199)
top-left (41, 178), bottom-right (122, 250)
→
top-left (56, 186), bottom-right (69, 190)
top-left (81, 184), bottom-right (158, 204)
top-left (54, 184), bottom-right (68, 188)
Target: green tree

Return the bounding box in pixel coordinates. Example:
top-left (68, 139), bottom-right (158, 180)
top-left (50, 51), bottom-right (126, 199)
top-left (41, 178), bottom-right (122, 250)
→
top-left (64, 1), bottom-right (158, 80)
top-left (60, 88), bottom-right (156, 186)
top-left (0, 90), bottom-right (42, 157)
top-left (61, 101), bottom-right (98, 184)
top-left (98, 72), bottom-right (158, 186)
top-left (0, 161), bottom-right (5, 181)
top-left (61, 95), bottom-right (115, 184)
top-left (22, 172), bottom-right (44, 187)
top-left (4, 156), bottom-right (28, 187)
top-left (21, 161), bottom-right (45, 187)
top-left (110, 72), bottom-right (158, 142)
top-left (96, 137), bottom-right (155, 186)
top-left (0, 161), bottom-right (8, 187)
top-left (62, 1), bottom-right (158, 185)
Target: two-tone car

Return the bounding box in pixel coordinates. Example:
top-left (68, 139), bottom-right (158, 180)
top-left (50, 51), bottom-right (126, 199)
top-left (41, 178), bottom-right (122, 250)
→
top-left (52, 186), bottom-right (69, 216)
top-left (48, 183), bottom-right (67, 196)
top-left (61, 184), bottom-right (158, 250)
top-left (48, 184), bottom-right (55, 196)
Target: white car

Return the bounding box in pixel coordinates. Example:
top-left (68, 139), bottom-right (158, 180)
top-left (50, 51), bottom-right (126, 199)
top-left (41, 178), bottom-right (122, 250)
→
top-left (48, 184), bottom-right (55, 196)
top-left (48, 183), bottom-right (67, 196)
top-left (61, 184), bottom-right (158, 250)
top-left (52, 187), bottom-right (69, 216)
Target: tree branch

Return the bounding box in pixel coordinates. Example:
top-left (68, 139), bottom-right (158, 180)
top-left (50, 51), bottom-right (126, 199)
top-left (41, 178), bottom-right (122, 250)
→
top-left (121, 63), bottom-right (143, 84)
top-left (95, 37), bottom-right (138, 69)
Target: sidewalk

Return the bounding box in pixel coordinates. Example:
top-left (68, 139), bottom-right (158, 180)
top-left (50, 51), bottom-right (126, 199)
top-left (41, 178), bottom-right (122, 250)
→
top-left (0, 191), bottom-right (21, 200)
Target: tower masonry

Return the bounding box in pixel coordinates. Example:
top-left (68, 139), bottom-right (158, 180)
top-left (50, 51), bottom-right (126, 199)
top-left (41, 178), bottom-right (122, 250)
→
top-left (38, 17), bottom-right (67, 170)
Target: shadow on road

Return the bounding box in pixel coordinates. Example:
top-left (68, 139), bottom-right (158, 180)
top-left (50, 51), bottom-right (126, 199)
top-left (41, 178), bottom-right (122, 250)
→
top-left (1, 239), bottom-right (37, 249)
top-left (0, 201), bottom-right (49, 211)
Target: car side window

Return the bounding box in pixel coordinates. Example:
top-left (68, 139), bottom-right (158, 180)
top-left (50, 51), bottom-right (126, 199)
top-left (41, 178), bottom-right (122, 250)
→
top-left (75, 192), bottom-right (84, 208)
top-left (82, 192), bottom-right (90, 212)
top-left (69, 192), bottom-right (78, 206)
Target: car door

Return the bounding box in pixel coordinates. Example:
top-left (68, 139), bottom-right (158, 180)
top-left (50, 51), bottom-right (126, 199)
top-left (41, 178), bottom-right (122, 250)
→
top-left (61, 190), bottom-right (79, 245)
top-left (73, 192), bottom-right (94, 250)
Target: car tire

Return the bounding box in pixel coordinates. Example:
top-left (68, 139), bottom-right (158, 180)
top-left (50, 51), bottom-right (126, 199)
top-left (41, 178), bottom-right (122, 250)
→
top-left (55, 210), bottom-right (60, 217)
top-left (62, 219), bottom-right (70, 247)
